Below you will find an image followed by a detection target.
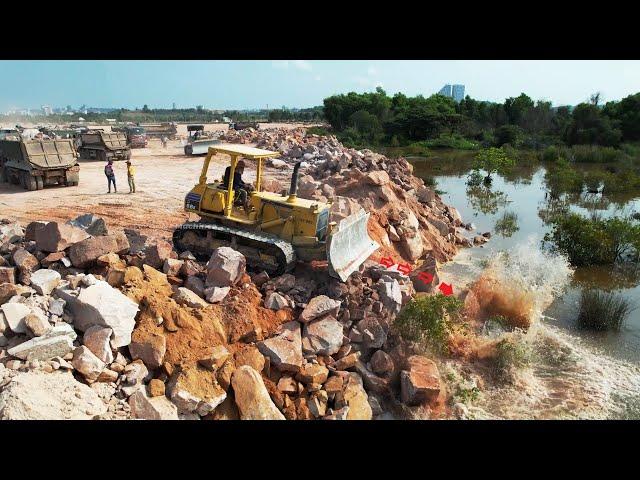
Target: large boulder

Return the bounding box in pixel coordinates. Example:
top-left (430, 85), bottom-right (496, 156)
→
top-left (0, 266), bottom-right (16, 284)
top-left (0, 223), bottom-right (24, 244)
top-left (205, 247), bottom-right (246, 288)
top-left (129, 330), bottom-right (166, 369)
top-left (68, 235), bottom-right (119, 268)
top-left (67, 214), bottom-right (109, 236)
top-left (168, 365), bottom-right (227, 416)
top-left (129, 389), bottom-right (178, 420)
top-left (174, 287), bottom-right (209, 309)
top-left (231, 366), bottom-right (285, 420)
top-left (35, 222), bottom-right (90, 253)
top-left (257, 321), bottom-right (303, 372)
top-left (400, 355), bottom-right (441, 406)
top-left (399, 212), bottom-right (424, 261)
top-left (302, 317), bottom-right (344, 356)
top-left (62, 280), bottom-right (139, 347)
top-left (376, 277), bottom-right (402, 315)
top-left (12, 248), bottom-right (39, 284)
top-left (82, 326), bottom-right (114, 364)
top-left (29, 269), bottom-right (61, 296)
top-left (72, 346), bottom-right (106, 383)
top-left (341, 373), bottom-right (372, 420)
top-left (143, 240), bottom-right (176, 269)
top-left (298, 295), bottom-right (341, 324)
top-left (0, 371), bottom-right (107, 420)
top-left (1, 303), bottom-right (31, 334)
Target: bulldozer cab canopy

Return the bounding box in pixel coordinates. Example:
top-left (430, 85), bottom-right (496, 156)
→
top-left (208, 144), bottom-right (280, 160)
top-left (187, 125), bottom-right (204, 132)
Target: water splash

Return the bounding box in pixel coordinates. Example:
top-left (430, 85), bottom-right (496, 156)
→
top-left (443, 238), bottom-right (640, 419)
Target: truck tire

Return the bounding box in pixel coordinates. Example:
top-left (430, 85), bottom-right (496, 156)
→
top-left (25, 173), bottom-right (37, 191)
top-left (35, 176), bottom-right (44, 190)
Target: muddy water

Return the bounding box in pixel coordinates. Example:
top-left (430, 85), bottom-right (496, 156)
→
top-left (409, 153), bottom-right (640, 418)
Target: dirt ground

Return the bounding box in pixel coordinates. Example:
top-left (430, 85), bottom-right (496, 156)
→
top-left (0, 123), bottom-right (304, 241)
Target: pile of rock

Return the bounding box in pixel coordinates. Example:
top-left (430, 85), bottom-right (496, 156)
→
top-left (0, 213), bottom-right (444, 420)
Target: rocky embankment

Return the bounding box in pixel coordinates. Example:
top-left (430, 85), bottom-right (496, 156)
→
top-left (0, 128), bottom-right (487, 420)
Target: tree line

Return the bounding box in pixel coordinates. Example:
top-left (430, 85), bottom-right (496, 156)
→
top-left (322, 87), bottom-right (640, 149)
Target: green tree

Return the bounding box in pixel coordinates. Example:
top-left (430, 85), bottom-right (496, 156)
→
top-left (472, 147), bottom-right (516, 182)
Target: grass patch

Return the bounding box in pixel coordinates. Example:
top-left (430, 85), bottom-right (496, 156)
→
top-left (577, 289), bottom-right (635, 331)
top-left (395, 294), bottom-right (463, 353)
top-left (541, 144), bottom-right (631, 164)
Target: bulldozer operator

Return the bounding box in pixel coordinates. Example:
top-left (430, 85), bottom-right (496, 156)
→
top-left (222, 159), bottom-right (254, 213)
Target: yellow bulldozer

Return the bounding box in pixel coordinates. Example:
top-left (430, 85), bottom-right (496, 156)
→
top-left (172, 144), bottom-right (379, 281)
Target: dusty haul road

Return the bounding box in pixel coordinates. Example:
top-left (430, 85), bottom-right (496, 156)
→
top-left (0, 125), bottom-right (302, 241)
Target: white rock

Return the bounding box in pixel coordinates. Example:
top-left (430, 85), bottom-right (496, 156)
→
top-left (231, 366), bottom-right (285, 420)
top-left (66, 280), bottom-right (138, 347)
top-left (72, 346), bottom-right (106, 383)
top-left (29, 269), bottom-right (61, 296)
top-left (174, 287), bottom-right (209, 309)
top-left (7, 335), bottom-right (73, 362)
top-left (1, 303), bottom-right (31, 334)
top-left (264, 291), bottom-right (289, 310)
top-left (204, 286), bottom-right (230, 303)
top-left (129, 389), bottom-right (178, 420)
top-left (83, 326), bottom-right (114, 364)
top-left (205, 247), bottom-right (246, 288)
top-left (302, 317), bottom-right (344, 356)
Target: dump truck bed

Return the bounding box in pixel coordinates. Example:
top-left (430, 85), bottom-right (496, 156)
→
top-left (80, 132), bottom-right (128, 150)
top-left (0, 139), bottom-right (78, 169)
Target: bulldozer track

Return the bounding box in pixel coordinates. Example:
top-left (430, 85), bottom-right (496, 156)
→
top-left (173, 221), bottom-right (297, 276)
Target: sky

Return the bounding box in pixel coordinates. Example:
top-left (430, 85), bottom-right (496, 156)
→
top-left (0, 60), bottom-right (639, 112)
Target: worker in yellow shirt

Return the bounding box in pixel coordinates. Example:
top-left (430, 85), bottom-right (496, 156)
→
top-left (126, 160), bottom-right (136, 193)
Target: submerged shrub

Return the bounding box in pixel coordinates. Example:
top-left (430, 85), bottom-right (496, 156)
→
top-left (395, 294), bottom-right (463, 353)
top-left (544, 213), bottom-right (640, 266)
top-left (492, 334), bottom-right (532, 382)
top-left (577, 289), bottom-right (635, 331)
top-left (494, 211), bottom-right (519, 237)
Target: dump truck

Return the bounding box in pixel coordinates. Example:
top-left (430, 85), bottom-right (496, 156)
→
top-left (184, 125), bottom-right (220, 156)
top-left (173, 144), bottom-right (379, 281)
top-left (228, 121), bottom-right (260, 131)
top-left (77, 131), bottom-right (131, 161)
top-left (0, 138), bottom-right (80, 190)
top-left (112, 125), bottom-right (148, 148)
top-left (140, 122), bottom-right (177, 140)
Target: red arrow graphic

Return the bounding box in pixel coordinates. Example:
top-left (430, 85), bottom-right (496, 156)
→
top-left (438, 282), bottom-right (453, 296)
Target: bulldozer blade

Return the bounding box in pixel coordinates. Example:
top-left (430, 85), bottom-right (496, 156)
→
top-left (187, 139), bottom-right (221, 155)
top-left (327, 209), bottom-right (379, 282)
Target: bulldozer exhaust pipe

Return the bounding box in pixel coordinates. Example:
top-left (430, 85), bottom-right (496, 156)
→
top-left (288, 161), bottom-right (302, 202)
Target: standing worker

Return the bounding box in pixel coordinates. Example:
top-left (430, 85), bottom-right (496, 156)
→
top-left (161, 135), bottom-right (168, 148)
top-left (105, 160), bottom-right (117, 193)
top-left (126, 160), bottom-right (136, 193)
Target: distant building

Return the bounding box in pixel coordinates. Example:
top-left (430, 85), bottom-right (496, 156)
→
top-left (438, 84), bottom-right (452, 97)
top-left (452, 84), bottom-right (465, 102)
top-left (41, 105), bottom-right (53, 115)
top-left (437, 84), bottom-right (465, 103)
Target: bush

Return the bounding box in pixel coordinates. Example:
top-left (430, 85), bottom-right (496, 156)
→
top-left (544, 158), bottom-right (584, 194)
top-left (472, 147), bottom-right (515, 180)
top-left (395, 294), bottom-right (463, 353)
top-left (420, 134), bottom-right (479, 150)
top-left (544, 213), bottom-right (640, 266)
top-left (577, 289), bottom-right (635, 330)
top-left (494, 124), bottom-right (524, 147)
top-left (492, 335), bottom-right (531, 382)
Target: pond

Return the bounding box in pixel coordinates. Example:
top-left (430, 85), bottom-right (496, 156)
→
top-left (409, 152), bottom-right (640, 364)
